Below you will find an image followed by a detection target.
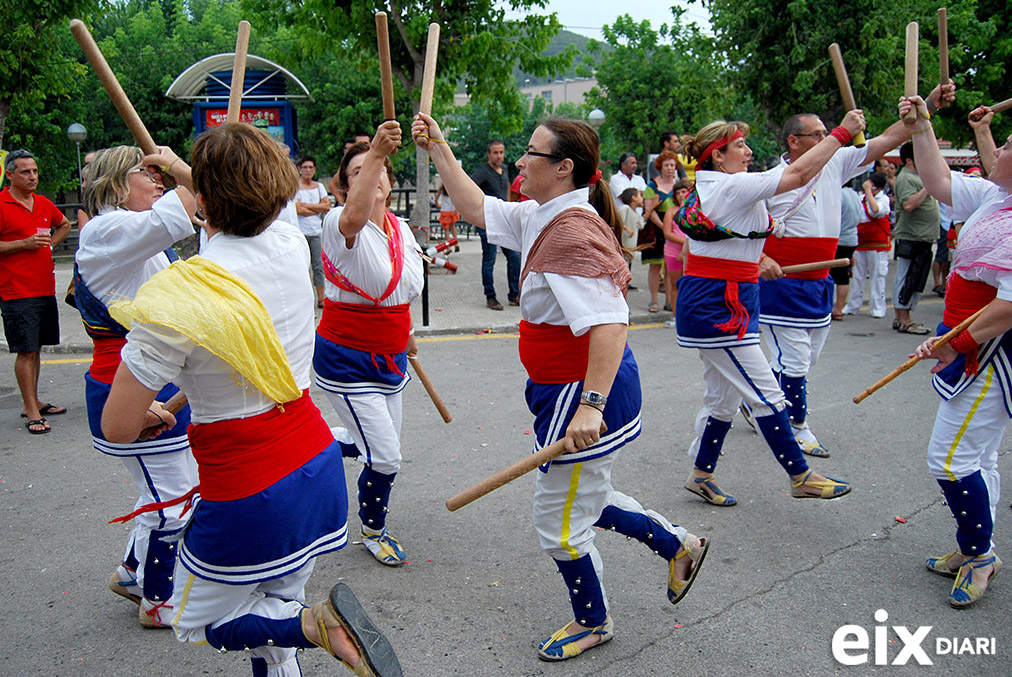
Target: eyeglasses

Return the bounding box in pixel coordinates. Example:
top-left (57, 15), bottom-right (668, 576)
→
top-left (128, 167), bottom-right (160, 184)
top-left (794, 131), bottom-right (829, 140)
top-left (523, 148), bottom-right (563, 161)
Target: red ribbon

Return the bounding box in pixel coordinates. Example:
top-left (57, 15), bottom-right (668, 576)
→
top-left (699, 130), bottom-right (744, 165)
top-left (321, 211), bottom-right (404, 306)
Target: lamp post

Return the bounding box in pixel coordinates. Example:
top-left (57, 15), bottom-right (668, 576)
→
top-left (588, 109), bottom-right (605, 129)
top-left (67, 123), bottom-right (87, 189)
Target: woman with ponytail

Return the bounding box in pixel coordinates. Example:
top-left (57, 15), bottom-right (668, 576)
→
top-left (413, 113), bottom-right (708, 661)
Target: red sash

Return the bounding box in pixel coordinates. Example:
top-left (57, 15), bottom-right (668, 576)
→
top-left (856, 217), bottom-right (892, 251)
top-left (90, 337), bottom-right (127, 384)
top-left (321, 211), bottom-right (404, 306)
top-left (186, 390), bottom-right (333, 502)
top-left (684, 253), bottom-right (759, 283)
top-left (947, 227), bottom-right (958, 250)
top-left (317, 301), bottom-right (411, 354)
top-left (943, 274), bottom-right (997, 329)
top-left (762, 236), bottom-right (838, 279)
top-left (518, 321), bottom-right (589, 384)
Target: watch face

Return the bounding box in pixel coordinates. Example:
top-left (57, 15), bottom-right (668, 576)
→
top-left (582, 391), bottom-right (606, 405)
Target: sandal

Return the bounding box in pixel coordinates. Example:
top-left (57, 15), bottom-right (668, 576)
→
top-left (25, 418), bottom-right (50, 435)
top-left (684, 474), bottom-right (737, 506)
top-left (897, 321), bottom-right (930, 335)
top-left (537, 616), bottom-right (614, 661)
top-left (109, 567), bottom-right (142, 606)
top-left (20, 403), bottom-right (66, 417)
top-left (307, 583), bottom-right (402, 676)
top-left (648, 302), bottom-right (659, 313)
top-left (949, 553), bottom-right (1002, 608)
top-left (925, 551), bottom-right (961, 579)
top-left (668, 535), bottom-right (709, 604)
top-left (790, 470), bottom-right (851, 499)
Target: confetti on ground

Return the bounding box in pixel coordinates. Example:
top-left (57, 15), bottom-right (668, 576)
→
top-left (674, 624), bottom-right (682, 629)
top-left (524, 429), bottom-right (532, 434)
top-left (434, 307), bottom-right (443, 311)
top-left (895, 517), bottom-right (907, 523)
top-left (428, 559), bottom-right (432, 562)
top-left (478, 426), bottom-right (484, 429)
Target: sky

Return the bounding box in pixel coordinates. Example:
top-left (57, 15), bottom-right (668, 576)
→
top-left (504, 1), bottom-right (712, 40)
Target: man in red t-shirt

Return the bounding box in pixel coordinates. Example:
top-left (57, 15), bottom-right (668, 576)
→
top-left (0, 150), bottom-right (72, 434)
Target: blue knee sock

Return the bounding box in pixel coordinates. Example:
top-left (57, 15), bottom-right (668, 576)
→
top-left (251, 657), bottom-right (268, 677)
top-left (693, 417), bottom-right (732, 473)
top-left (143, 528), bottom-right (181, 603)
top-left (205, 611), bottom-right (315, 652)
top-left (554, 555), bottom-right (607, 627)
top-left (594, 506), bottom-right (681, 560)
top-left (358, 466), bottom-right (395, 532)
top-left (755, 408), bottom-right (808, 475)
top-left (779, 374), bottom-right (808, 426)
top-left (937, 470), bottom-right (993, 556)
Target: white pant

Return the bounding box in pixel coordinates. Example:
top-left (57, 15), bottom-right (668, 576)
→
top-left (844, 249), bottom-right (889, 317)
top-left (927, 365), bottom-right (1008, 527)
top-left (697, 345), bottom-right (787, 421)
top-left (120, 450), bottom-right (198, 597)
top-left (323, 390), bottom-right (403, 475)
top-left (760, 324), bottom-right (831, 378)
top-left (172, 561), bottom-right (313, 676)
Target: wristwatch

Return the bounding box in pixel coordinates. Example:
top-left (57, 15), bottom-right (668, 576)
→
top-left (580, 390), bottom-right (608, 407)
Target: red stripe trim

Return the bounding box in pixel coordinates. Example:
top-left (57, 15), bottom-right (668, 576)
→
top-left (317, 301), bottom-right (411, 354)
top-left (518, 320), bottom-right (589, 384)
top-left (762, 237), bottom-right (839, 279)
top-left (684, 253), bottom-right (759, 283)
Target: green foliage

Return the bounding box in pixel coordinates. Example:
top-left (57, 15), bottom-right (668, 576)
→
top-left (442, 94), bottom-right (554, 174)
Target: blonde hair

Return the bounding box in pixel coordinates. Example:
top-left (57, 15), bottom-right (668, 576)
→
top-left (685, 121), bottom-right (750, 170)
top-left (82, 146), bottom-right (143, 217)
top-left (191, 123), bottom-right (299, 237)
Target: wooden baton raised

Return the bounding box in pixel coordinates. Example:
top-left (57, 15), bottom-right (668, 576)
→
top-left (70, 19), bottom-right (158, 155)
top-left (969, 96), bottom-right (1012, 122)
top-left (904, 22), bottom-right (920, 124)
top-left (853, 305), bottom-right (988, 404)
top-left (419, 23), bottom-right (440, 116)
top-left (446, 439), bottom-right (568, 512)
top-left (827, 44), bottom-right (866, 147)
top-left (375, 12), bottom-right (396, 120)
top-left (938, 8), bottom-right (949, 85)
top-left (226, 20), bottom-right (252, 124)
top-left (408, 355), bottom-right (452, 423)
top-left (780, 258), bottom-right (850, 275)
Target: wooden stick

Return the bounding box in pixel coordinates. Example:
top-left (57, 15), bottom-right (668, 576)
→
top-left (780, 258), bottom-right (850, 275)
top-left (827, 44), bottom-right (866, 148)
top-left (853, 305), bottom-right (988, 404)
top-left (227, 20), bottom-right (252, 124)
top-left (408, 355), bottom-right (452, 423)
top-left (447, 439), bottom-right (567, 511)
top-left (70, 19), bottom-right (157, 155)
top-left (375, 12), bottom-right (396, 120)
top-left (419, 23), bottom-right (440, 116)
top-left (138, 390), bottom-right (188, 440)
top-left (904, 22), bottom-right (920, 124)
top-left (969, 96), bottom-right (1012, 122)
top-left (938, 8), bottom-right (949, 85)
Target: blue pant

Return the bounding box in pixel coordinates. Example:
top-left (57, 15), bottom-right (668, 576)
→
top-left (478, 228), bottom-right (520, 302)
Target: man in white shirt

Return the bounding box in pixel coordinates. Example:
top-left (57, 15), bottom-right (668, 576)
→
top-left (609, 153), bottom-right (646, 199)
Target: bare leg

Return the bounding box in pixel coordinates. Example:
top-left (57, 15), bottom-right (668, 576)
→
top-left (15, 352), bottom-right (43, 422)
top-left (301, 606), bottom-right (363, 667)
top-left (648, 263), bottom-right (661, 306)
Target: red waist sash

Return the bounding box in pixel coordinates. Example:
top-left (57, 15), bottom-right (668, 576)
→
top-left (518, 321), bottom-right (589, 384)
top-left (186, 390), bottom-right (333, 502)
top-left (762, 236), bottom-right (839, 279)
top-left (684, 253), bottom-right (759, 283)
top-left (317, 300), bottom-right (411, 353)
top-left (856, 217), bottom-right (892, 251)
top-left (90, 337), bottom-right (127, 384)
top-left (943, 274), bottom-right (997, 329)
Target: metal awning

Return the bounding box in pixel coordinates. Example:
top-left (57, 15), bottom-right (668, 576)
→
top-left (166, 53), bottom-right (314, 102)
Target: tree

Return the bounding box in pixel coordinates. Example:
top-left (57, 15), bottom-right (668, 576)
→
top-left (244, 0), bottom-right (573, 226)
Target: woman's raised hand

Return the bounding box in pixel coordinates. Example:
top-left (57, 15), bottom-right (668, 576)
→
top-left (969, 105), bottom-right (994, 129)
top-left (411, 112), bottom-right (445, 150)
top-left (840, 109), bottom-right (866, 137)
top-left (898, 96), bottom-right (931, 129)
top-left (372, 120), bottom-right (402, 157)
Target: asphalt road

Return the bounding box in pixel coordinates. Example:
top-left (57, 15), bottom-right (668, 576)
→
top-left (2, 299), bottom-right (1010, 675)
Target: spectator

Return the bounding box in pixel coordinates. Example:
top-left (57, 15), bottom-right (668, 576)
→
top-left (932, 201), bottom-right (953, 296)
top-left (892, 142), bottom-right (940, 334)
top-left (609, 152), bottom-right (647, 199)
top-left (616, 187), bottom-right (643, 291)
top-left (834, 182), bottom-right (862, 320)
top-left (435, 182), bottom-right (461, 251)
top-left (295, 154), bottom-right (330, 308)
top-left (76, 151), bottom-right (98, 229)
top-left (328, 133), bottom-right (371, 203)
top-left (844, 173), bottom-right (892, 318)
top-left (642, 151), bottom-right (680, 313)
top-left (661, 178), bottom-right (693, 325)
top-left (509, 173), bottom-right (531, 202)
top-left (471, 139), bottom-right (519, 310)
top-left (0, 149), bottom-right (72, 433)
top-left (649, 132), bottom-right (686, 180)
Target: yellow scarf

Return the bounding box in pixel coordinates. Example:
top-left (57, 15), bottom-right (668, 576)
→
top-left (110, 255), bottom-right (301, 404)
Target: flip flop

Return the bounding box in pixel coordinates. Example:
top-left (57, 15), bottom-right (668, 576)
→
top-left (309, 583), bottom-right (402, 676)
top-left (25, 418), bottom-right (50, 435)
top-left (20, 403), bottom-right (66, 417)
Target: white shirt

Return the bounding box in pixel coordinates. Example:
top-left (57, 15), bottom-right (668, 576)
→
top-left (440, 192), bottom-right (456, 213)
top-left (121, 222), bottom-right (317, 423)
top-left (767, 145), bottom-right (870, 238)
top-left (296, 183), bottom-right (328, 237)
top-left (320, 210), bottom-right (423, 307)
top-left (277, 197), bottom-right (299, 230)
top-left (689, 166), bottom-right (787, 262)
top-left (949, 172), bottom-right (1012, 301)
top-left (862, 190), bottom-right (891, 219)
top-left (483, 188), bottom-right (628, 336)
top-left (76, 190), bottom-right (194, 303)
top-left (609, 172), bottom-right (647, 200)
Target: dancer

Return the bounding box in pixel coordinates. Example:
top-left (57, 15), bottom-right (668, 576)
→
top-left (76, 146), bottom-right (198, 627)
top-left (314, 122), bottom-right (423, 567)
top-left (676, 116), bottom-right (862, 506)
top-left (102, 124), bottom-right (400, 676)
top-left (903, 97), bottom-right (1010, 607)
top-left (414, 112), bottom-right (708, 661)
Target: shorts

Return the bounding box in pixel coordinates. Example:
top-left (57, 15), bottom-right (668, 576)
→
top-left (830, 245), bottom-right (856, 286)
top-left (1, 295), bottom-right (60, 353)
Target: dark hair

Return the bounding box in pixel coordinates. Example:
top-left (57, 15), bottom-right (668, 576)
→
top-left (868, 173), bottom-right (887, 190)
top-left (4, 149), bottom-right (33, 173)
top-left (781, 114), bottom-right (819, 144)
top-left (618, 187), bottom-right (640, 205)
top-left (486, 139), bottom-right (505, 152)
top-left (337, 142), bottom-right (395, 195)
top-left (618, 152), bottom-right (637, 167)
top-left (297, 155), bottom-right (316, 167)
top-left (899, 142), bottom-right (915, 165)
top-left (191, 123), bottom-right (298, 237)
top-left (660, 131), bottom-right (677, 146)
top-left (654, 150), bottom-right (681, 172)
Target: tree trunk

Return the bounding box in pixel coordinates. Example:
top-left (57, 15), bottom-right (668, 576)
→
top-left (0, 99), bottom-right (10, 150)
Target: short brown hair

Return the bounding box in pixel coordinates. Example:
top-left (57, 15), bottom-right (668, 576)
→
top-left (654, 150), bottom-right (681, 172)
top-left (82, 146), bottom-right (143, 218)
top-left (685, 120), bottom-right (750, 171)
top-left (337, 142), bottom-right (395, 195)
top-left (190, 123), bottom-right (298, 237)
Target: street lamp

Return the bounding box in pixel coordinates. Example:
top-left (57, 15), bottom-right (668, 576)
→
top-left (588, 109), bottom-right (606, 129)
top-left (67, 123), bottom-right (87, 189)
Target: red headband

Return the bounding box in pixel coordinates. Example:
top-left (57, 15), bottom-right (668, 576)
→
top-left (588, 169), bottom-right (602, 185)
top-left (699, 129), bottom-right (744, 165)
